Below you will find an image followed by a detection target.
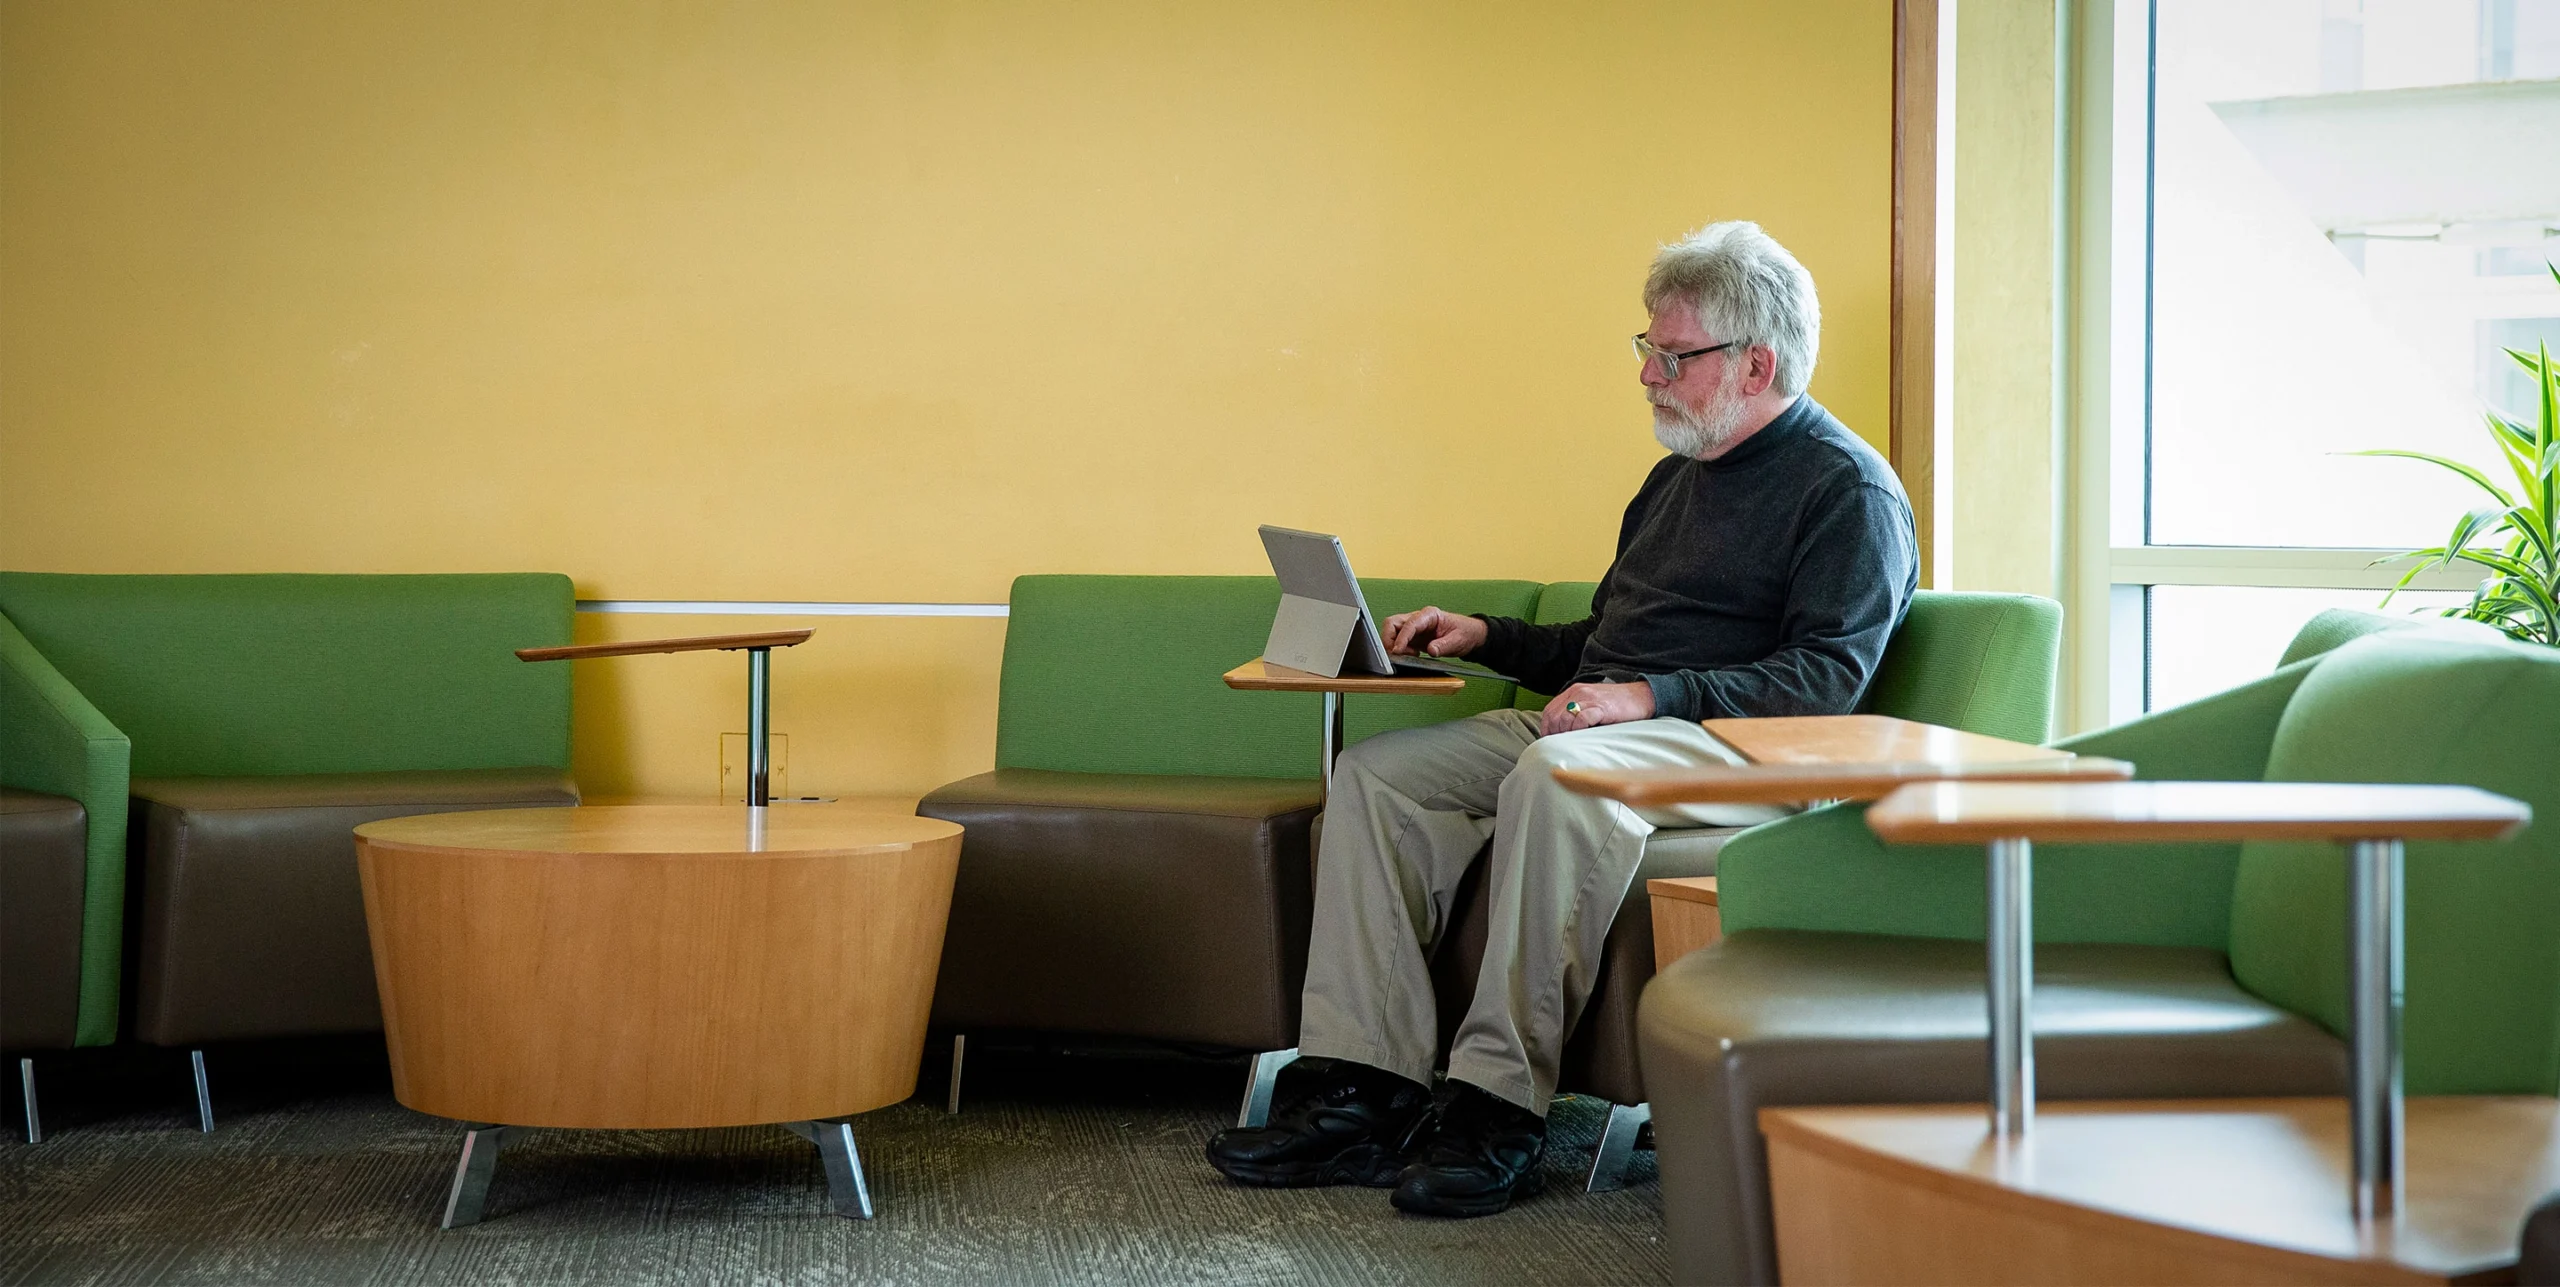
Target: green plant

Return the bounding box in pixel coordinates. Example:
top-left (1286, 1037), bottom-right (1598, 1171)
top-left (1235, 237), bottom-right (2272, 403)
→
top-left (2356, 263), bottom-right (2560, 647)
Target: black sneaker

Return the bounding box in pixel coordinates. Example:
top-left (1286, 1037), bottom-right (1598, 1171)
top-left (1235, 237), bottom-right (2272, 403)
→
top-left (1205, 1058), bottom-right (1434, 1188)
top-left (1389, 1082), bottom-right (1547, 1218)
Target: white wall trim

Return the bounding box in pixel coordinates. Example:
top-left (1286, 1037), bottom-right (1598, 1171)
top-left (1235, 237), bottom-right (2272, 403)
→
top-left (577, 599), bottom-right (1010, 617)
top-left (2109, 546), bottom-right (2490, 591)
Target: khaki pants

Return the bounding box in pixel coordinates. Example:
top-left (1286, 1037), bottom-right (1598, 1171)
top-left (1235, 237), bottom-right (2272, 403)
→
top-left (1298, 709), bottom-right (1782, 1115)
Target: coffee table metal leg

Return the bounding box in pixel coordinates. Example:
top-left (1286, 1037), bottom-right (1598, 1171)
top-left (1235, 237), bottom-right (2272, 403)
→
top-left (440, 1124), bottom-right (510, 1229)
top-left (2347, 838), bottom-right (2405, 1221)
top-left (784, 1119), bottom-right (875, 1220)
top-left (1986, 837), bottom-right (2034, 1138)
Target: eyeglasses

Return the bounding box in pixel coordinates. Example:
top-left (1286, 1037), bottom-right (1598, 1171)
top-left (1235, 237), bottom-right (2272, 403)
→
top-left (1631, 334), bottom-right (1738, 381)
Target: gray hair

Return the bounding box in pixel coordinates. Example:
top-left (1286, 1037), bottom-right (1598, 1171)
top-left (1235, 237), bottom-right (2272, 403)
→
top-left (1642, 221), bottom-right (1821, 398)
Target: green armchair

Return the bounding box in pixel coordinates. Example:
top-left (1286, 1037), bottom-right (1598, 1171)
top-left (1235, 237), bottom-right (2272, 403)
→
top-left (1638, 609), bottom-right (2556, 1285)
top-left (0, 615), bottom-right (131, 1054)
top-left (0, 572), bottom-right (580, 1128)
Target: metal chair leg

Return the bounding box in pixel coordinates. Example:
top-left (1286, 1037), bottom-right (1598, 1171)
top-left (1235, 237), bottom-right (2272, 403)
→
top-left (783, 1119), bottom-right (875, 1219)
top-left (440, 1124), bottom-right (510, 1229)
top-left (1236, 1048), bottom-right (1300, 1128)
top-left (18, 1058), bottom-right (39, 1144)
top-left (190, 1050), bottom-right (214, 1133)
top-left (946, 1034), bottom-right (966, 1115)
top-left (1585, 1101), bottom-right (1652, 1193)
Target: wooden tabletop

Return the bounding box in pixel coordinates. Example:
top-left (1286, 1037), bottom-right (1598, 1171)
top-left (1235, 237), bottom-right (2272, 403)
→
top-left (1222, 658), bottom-right (1466, 695)
top-left (1760, 1096), bottom-right (2560, 1282)
top-left (1556, 756), bottom-right (2134, 807)
top-left (1648, 875), bottom-right (1719, 907)
top-left (515, 629), bottom-right (815, 663)
top-left (1703, 714), bottom-right (2063, 766)
top-left (355, 803), bottom-right (961, 856)
top-left (1865, 780), bottom-right (2532, 845)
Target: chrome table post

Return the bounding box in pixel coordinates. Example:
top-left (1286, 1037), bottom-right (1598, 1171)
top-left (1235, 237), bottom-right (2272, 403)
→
top-left (18, 1058), bottom-right (38, 1144)
top-left (746, 646), bottom-right (773, 807)
top-left (1319, 691), bottom-right (1344, 795)
top-left (1986, 837), bottom-right (2034, 1138)
top-left (2347, 838), bottom-right (2405, 1221)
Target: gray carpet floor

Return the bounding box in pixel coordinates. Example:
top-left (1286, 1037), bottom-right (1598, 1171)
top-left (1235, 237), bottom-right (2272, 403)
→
top-left (0, 1044), bottom-right (1667, 1286)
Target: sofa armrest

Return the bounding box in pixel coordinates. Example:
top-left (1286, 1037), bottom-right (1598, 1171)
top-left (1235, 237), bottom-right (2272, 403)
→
top-left (1719, 661), bottom-right (2324, 950)
top-left (0, 612), bottom-right (132, 1046)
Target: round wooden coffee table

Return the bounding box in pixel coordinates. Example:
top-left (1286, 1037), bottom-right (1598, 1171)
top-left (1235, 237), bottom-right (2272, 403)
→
top-left (353, 804), bottom-right (963, 1227)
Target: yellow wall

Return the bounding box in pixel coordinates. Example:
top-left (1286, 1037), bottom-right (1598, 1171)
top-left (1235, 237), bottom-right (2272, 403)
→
top-left (1, 0), bottom-right (1894, 799)
top-left (1951, 0), bottom-right (2062, 600)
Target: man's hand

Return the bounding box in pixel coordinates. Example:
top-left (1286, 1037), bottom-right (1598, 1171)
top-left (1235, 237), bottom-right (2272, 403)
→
top-left (1540, 681), bottom-right (1655, 735)
top-left (1381, 606), bottom-right (1488, 658)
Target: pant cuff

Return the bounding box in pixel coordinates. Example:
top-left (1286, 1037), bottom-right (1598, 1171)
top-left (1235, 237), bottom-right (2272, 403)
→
top-left (1444, 1058), bottom-right (1547, 1118)
top-left (1296, 1036), bottom-right (1435, 1092)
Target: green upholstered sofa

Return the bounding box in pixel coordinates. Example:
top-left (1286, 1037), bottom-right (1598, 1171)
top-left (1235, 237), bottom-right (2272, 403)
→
top-left (919, 574), bottom-right (2063, 1163)
top-left (918, 575), bottom-right (1540, 1086)
top-left (0, 573), bottom-right (579, 1126)
top-left (1639, 609), bottom-right (2554, 1285)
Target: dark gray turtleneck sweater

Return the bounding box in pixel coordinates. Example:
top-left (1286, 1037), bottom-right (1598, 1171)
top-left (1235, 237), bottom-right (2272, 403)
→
top-left (1471, 396), bottom-right (1918, 720)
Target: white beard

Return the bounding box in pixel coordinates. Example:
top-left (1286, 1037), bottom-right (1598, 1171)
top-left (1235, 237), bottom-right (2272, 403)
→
top-left (1649, 366), bottom-right (1751, 459)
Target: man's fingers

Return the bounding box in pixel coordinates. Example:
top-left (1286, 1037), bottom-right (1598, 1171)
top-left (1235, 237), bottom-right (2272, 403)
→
top-left (1541, 688), bottom-right (1589, 736)
top-left (1391, 607), bottom-right (1442, 655)
top-left (1420, 609), bottom-right (1455, 655)
top-left (1424, 610), bottom-right (1477, 657)
top-left (1383, 610), bottom-right (1421, 653)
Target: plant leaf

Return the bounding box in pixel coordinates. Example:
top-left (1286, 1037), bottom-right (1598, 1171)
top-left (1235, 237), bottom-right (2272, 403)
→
top-left (2345, 449), bottom-right (2517, 506)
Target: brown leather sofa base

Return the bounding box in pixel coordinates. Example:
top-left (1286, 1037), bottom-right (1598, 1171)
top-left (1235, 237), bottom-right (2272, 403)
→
top-left (1434, 827), bottom-right (1734, 1107)
top-left (1640, 930), bottom-right (2346, 1287)
top-left (1, 789), bottom-right (87, 1052)
top-left (919, 769), bottom-right (1322, 1053)
top-left (129, 768), bottom-right (578, 1047)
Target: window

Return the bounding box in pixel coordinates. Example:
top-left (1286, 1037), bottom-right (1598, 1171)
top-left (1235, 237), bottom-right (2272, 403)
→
top-left (2092, 0), bottom-right (2560, 719)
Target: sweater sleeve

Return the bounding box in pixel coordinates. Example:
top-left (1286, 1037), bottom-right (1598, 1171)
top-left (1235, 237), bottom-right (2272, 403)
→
top-left (1641, 482), bottom-right (1917, 720)
top-left (1470, 610), bottom-right (1598, 695)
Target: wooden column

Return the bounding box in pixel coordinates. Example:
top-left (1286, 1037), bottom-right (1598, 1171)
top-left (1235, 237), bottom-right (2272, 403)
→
top-left (1893, 0), bottom-right (1957, 588)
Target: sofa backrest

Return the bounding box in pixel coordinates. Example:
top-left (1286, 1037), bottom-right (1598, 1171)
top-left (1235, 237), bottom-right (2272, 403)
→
top-left (2228, 629), bottom-right (2560, 1095)
top-left (1860, 592), bottom-right (2061, 743)
top-left (996, 574), bottom-right (1540, 778)
top-left (1514, 584), bottom-right (2060, 742)
top-left (0, 572), bottom-right (574, 778)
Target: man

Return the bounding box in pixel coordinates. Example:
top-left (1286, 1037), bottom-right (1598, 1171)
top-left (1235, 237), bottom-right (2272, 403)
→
top-left (1204, 221), bottom-right (1919, 1217)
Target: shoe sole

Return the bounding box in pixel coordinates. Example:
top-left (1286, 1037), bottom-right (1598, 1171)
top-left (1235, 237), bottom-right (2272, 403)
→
top-left (1208, 1142), bottom-right (1410, 1189)
top-left (1388, 1168), bottom-right (1547, 1218)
